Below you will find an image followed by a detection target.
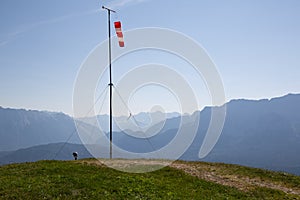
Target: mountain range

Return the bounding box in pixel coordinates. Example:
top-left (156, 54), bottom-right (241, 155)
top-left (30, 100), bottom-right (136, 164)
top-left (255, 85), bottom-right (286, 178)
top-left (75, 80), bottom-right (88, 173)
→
top-left (0, 93), bottom-right (299, 175)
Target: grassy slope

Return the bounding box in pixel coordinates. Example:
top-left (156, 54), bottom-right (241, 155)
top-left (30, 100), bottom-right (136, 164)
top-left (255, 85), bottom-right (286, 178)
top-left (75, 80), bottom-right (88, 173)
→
top-left (173, 161), bottom-right (300, 193)
top-left (188, 161), bottom-right (300, 189)
top-left (0, 160), bottom-right (299, 199)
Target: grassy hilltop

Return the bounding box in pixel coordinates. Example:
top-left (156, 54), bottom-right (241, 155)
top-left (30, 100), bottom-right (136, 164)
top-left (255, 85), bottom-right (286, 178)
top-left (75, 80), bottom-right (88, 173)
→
top-left (0, 159), bottom-right (299, 199)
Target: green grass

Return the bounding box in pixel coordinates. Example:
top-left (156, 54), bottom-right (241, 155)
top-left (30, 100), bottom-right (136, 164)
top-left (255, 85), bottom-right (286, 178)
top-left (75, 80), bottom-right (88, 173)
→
top-left (0, 160), bottom-right (299, 199)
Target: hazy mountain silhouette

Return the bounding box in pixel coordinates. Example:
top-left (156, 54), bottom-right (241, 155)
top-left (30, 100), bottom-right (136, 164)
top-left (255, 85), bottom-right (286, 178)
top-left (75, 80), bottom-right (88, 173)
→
top-left (0, 107), bottom-right (83, 151)
top-left (0, 93), bottom-right (300, 175)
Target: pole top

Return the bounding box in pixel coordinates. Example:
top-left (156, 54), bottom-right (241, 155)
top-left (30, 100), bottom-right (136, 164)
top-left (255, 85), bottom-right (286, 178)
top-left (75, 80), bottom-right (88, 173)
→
top-left (102, 6), bottom-right (116, 13)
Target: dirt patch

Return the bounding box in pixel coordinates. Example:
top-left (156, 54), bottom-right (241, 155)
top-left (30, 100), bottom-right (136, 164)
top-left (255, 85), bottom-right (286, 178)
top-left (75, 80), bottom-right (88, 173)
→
top-left (79, 159), bottom-right (171, 173)
top-left (171, 162), bottom-right (300, 196)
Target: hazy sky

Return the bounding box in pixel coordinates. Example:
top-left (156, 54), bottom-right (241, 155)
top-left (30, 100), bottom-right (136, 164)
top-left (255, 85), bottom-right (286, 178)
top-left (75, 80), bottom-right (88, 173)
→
top-left (0, 0), bottom-right (299, 116)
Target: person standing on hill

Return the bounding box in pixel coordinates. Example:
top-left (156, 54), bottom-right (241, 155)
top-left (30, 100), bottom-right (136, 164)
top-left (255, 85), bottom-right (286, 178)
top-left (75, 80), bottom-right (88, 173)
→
top-left (72, 152), bottom-right (78, 160)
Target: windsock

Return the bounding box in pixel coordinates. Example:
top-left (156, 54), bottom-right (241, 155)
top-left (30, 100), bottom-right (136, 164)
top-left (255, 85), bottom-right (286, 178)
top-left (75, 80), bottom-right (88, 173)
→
top-left (114, 21), bottom-right (124, 47)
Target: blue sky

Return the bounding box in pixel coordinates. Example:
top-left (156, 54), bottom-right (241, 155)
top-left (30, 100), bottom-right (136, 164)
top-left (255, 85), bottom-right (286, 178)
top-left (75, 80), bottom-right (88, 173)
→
top-left (0, 0), bottom-right (300, 116)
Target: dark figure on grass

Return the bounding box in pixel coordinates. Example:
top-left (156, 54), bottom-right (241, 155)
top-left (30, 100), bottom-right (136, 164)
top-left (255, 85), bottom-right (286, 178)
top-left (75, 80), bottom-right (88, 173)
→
top-left (72, 152), bottom-right (78, 160)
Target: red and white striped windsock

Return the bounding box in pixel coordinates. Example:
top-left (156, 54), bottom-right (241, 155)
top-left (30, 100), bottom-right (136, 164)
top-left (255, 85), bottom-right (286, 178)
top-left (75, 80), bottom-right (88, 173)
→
top-left (114, 21), bottom-right (124, 47)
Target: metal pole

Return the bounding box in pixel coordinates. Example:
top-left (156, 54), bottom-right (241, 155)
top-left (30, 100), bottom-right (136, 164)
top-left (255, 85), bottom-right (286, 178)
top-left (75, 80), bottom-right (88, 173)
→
top-left (102, 6), bottom-right (115, 159)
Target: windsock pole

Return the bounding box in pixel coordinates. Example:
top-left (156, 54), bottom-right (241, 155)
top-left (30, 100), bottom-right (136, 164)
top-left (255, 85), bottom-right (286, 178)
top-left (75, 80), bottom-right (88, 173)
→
top-left (102, 6), bottom-right (115, 159)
